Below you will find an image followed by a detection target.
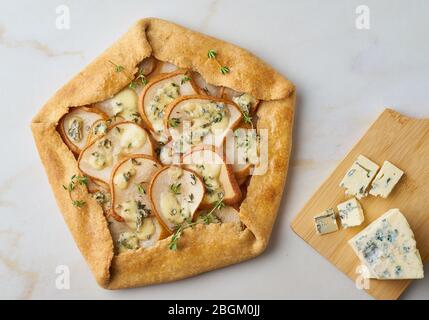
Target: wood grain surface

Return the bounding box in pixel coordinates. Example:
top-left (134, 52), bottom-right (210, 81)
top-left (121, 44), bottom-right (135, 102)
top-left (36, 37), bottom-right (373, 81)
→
top-left (291, 109), bottom-right (429, 300)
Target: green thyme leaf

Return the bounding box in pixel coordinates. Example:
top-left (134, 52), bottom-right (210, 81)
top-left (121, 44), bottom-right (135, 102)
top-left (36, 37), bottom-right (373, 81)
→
top-left (207, 49), bottom-right (217, 59)
top-left (220, 66), bottom-right (230, 75)
top-left (181, 76), bottom-right (191, 85)
top-left (168, 117), bottom-right (181, 128)
top-left (242, 110), bottom-right (253, 125)
top-left (72, 200), bottom-right (86, 208)
top-left (169, 183), bottom-right (182, 195)
top-left (138, 75), bottom-right (148, 86)
top-left (129, 81), bottom-right (138, 89)
top-left (76, 175), bottom-right (88, 186)
top-left (115, 65), bottom-right (125, 72)
top-left (137, 183), bottom-right (146, 195)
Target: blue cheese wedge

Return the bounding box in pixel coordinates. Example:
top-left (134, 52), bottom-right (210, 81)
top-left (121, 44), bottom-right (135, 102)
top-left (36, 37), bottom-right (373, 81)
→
top-left (314, 209), bottom-right (338, 235)
top-left (369, 161), bottom-right (404, 198)
top-left (348, 208), bottom-right (424, 279)
top-left (337, 198), bottom-right (365, 228)
top-left (339, 155), bottom-right (379, 199)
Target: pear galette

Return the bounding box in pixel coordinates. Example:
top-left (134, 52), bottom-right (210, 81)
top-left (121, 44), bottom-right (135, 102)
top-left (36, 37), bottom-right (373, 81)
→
top-left (31, 18), bottom-right (295, 289)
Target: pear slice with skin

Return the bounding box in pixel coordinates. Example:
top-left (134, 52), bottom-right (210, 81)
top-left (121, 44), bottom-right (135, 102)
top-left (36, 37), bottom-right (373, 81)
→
top-left (138, 56), bottom-right (157, 76)
top-left (148, 61), bottom-right (180, 79)
top-left (86, 115), bottom-right (129, 146)
top-left (225, 126), bottom-right (260, 180)
top-left (97, 88), bottom-right (142, 124)
top-left (108, 215), bottom-right (169, 252)
top-left (78, 122), bottom-right (153, 187)
top-left (191, 72), bottom-right (223, 97)
top-left (196, 205), bottom-right (241, 224)
top-left (165, 95), bottom-right (242, 150)
top-left (59, 106), bottom-right (108, 155)
top-left (158, 142), bottom-right (184, 166)
top-left (149, 166), bottom-right (205, 233)
top-left (87, 177), bottom-right (109, 193)
top-left (86, 119), bottom-right (110, 146)
top-left (221, 87), bottom-right (260, 116)
top-left (138, 71), bottom-right (199, 138)
top-left (215, 206), bottom-right (241, 224)
top-left (110, 154), bottom-right (161, 221)
top-left (182, 146), bottom-right (241, 208)
top-left (95, 58), bottom-right (156, 117)
top-left (110, 155), bottom-right (169, 250)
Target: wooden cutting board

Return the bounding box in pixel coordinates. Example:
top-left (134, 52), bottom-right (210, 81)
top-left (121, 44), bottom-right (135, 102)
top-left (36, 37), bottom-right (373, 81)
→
top-left (291, 109), bottom-right (429, 300)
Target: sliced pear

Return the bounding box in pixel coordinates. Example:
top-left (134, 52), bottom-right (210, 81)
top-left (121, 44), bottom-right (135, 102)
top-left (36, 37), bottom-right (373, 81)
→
top-left (131, 57), bottom-right (158, 97)
top-left (86, 119), bottom-right (109, 145)
top-left (86, 115), bottom-right (130, 146)
top-left (222, 88), bottom-right (260, 116)
top-left (59, 107), bottom-right (108, 155)
top-left (165, 95), bottom-right (242, 150)
top-left (182, 146), bottom-right (241, 207)
top-left (97, 88), bottom-right (142, 124)
top-left (215, 206), bottom-right (241, 224)
top-left (191, 72), bottom-right (223, 97)
top-left (111, 155), bottom-right (160, 220)
top-left (108, 215), bottom-right (168, 252)
top-left (225, 127), bottom-right (260, 180)
top-left (146, 61), bottom-right (180, 83)
top-left (196, 205), bottom-right (241, 225)
top-left (138, 56), bottom-right (157, 76)
top-left (86, 176), bottom-right (112, 214)
top-left (87, 176), bottom-right (108, 193)
top-left (151, 61), bottom-right (180, 76)
top-left (139, 71), bottom-right (199, 137)
top-left (150, 166), bottom-right (205, 232)
top-left (158, 142), bottom-right (183, 166)
top-left (78, 122), bottom-right (153, 186)
top-left (109, 155), bottom-right (168, 250)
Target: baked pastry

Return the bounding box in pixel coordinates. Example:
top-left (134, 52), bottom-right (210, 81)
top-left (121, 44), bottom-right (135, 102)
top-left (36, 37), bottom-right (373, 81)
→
top-left (31, 18), bottom-right (295, 289)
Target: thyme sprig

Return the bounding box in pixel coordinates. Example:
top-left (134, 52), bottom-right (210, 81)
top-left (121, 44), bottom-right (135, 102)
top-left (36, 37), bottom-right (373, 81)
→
top-left (207, 49), bottom-right (230, 75)
top-left (62, 175), bottom-right (88, 209)
top-left (168, 196), bottom-right (225, 251)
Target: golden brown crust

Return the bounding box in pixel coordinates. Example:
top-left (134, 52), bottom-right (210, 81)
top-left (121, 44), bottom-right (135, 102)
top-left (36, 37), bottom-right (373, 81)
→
top-left (31, 123), bottom-right (114, 287)
top-left (239, 95), bottom-right (296, 245)
top-left (31, 18), bottom-right (295, 289)
top-left (145, 19), bottom-right (294, 101)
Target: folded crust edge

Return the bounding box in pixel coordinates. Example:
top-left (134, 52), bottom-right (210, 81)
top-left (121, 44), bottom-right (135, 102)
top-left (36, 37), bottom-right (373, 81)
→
top-left (30, 17), bottom-right (295, 289)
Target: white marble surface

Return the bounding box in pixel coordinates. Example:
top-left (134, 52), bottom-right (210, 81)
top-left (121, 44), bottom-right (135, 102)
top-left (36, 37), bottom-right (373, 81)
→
top-left (1, 0), bottom-right (428, 300)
